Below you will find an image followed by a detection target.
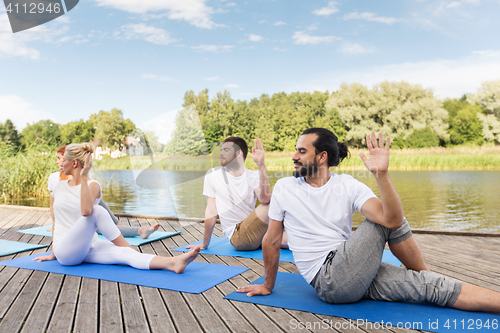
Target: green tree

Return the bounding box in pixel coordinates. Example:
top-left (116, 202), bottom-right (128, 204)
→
top-left (89, 108), bottom-right (136, 151)
top-left (60, 119), bottom-right (95, 144)
top-left (467, 80), bottom-right (500, 117)
top-left (1, 119), bottom-right (22, 150)
top-left (164, 105), bottom-right (209, 156)
top-left (448, 105), bottom-right (484, 145)
top-left (20, 120), bottom-right (61, 147)
top-left (326, 81), bottom-right (449, 147)
top-left (477, 113), bottom-right (500, 143)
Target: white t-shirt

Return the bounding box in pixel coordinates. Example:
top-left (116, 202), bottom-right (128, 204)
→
top-left (47, 171), bottom-right (60, 192)
top-left (203, 167), bottom-right (260, 239)
top-left (51, 179), bottom-right (102, 247)
top-left (268, 173), bottom-right (376, 283)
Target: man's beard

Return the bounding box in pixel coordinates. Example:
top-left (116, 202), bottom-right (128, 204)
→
top-left (221, 152), bottom-right (237, 167)
top-left (292, 160), bottom-right (319, 178)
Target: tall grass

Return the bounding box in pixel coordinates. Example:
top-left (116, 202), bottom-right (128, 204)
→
top-left (246, 146), bottom-right (500, 171)
top-left (0, 145), bottom-right (56, 200)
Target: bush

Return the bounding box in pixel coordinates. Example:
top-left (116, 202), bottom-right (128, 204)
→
top-left (392, 127), bottom-right (440, 148)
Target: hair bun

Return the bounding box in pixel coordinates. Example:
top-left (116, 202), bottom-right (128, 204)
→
top-left (81, 143), bottom-right (94, 154)
top-left (338, 142), bottom-right (350, 162)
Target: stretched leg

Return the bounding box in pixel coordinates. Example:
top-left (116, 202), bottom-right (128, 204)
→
top-left (85, 239), bottom-right (200, 273)
top-left (365, 262), bottom-right (461, 307)
top-left (311, 218), bottom-right (412, 304)
top-left (452, 284), bottom-right (500, 313)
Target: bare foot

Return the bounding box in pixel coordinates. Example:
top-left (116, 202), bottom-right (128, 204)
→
top-left (172, 248), bottom-right (200, 274)
top-left (138, 223), bottom-right (160, 239)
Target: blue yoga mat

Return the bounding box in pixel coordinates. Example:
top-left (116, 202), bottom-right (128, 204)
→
top-left (172, 237), bottom-right (295, 262)
top-left (0, 239), bottom-right (49, 257)
top-left (1, 251), bottom-right (248, 294)
top-left (173, 237), bottom-right (402, 266)
top-left (18, 225), bottom-right (181, 246)
top-left (225, 272), bottom-right (500, 333)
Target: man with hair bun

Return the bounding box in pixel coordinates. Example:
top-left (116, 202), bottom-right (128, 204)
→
top-left (188, 137), bottom-right (287, 252)
top-left (238, 128), bottom-right (500, 314)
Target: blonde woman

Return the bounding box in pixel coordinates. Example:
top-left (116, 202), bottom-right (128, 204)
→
top-left (36, 143), bottom-right (199, 273)
top-left (48, 145), bottom-right (160, 239)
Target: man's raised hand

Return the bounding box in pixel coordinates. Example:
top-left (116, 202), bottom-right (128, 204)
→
top-left (252, 138), bottom-right (265, 167)
top-left (359, 132), bottom-right (391, 174)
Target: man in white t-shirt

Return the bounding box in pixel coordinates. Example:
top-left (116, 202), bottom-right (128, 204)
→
top-left (238, 128), bottom-right (500, 313)
top-left (188, 136), bottom-right (287, 251)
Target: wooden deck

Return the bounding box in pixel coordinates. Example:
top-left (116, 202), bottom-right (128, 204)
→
top-left (0, 205), bottom-right (499, 333)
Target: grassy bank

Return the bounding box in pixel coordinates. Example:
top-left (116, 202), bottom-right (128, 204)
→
top-left (95, 146), bottom-right (500, 171)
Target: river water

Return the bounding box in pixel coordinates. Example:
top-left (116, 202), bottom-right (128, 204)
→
top-left (7, 169), bottom-right (500, 232)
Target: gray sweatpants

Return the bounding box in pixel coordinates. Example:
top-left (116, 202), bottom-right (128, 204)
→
top-left (96, 199), bottom-right (139, 238)
top-left (310, 218), bottom-right (462, 307)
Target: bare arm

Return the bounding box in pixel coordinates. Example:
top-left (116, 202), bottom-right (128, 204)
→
top-left (237, 218), bottom-right (283, 296)
top-left (80, 153), bottom-right (100, 216)
top-left (252, 138), bottom-right (271, 204)
top-left (187, 196), bottom-right (217, 250)
top-left (359, 132), bottom-right (403, 229)
top-left (49, 195), bottom-right (55, 224)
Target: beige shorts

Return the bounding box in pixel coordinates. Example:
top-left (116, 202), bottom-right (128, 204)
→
top-left (230, 210), bottom-right (268, 251)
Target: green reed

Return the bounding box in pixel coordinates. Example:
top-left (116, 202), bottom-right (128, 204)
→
top-left (0, 145), bottom-right (57, 200)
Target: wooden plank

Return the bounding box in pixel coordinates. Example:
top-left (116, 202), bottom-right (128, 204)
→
top-left (0, 267), bottom-right (34, 319)
top-left (74, 278), bottom-right (99, 333)
top-left (100, 281), bottom-right (124, 333)
top-left (119, 283), bottom-right (150, 332)
top-left (134, 218), bottom-right (177, 333)
top-left (149, 219), bottom-right (229, 333)
top-left (21, 273), bottom-right (64, 333)
top-left (0, 270), bottom-right (47, 332)
top-left (46, 275), bottom-right (81, 332)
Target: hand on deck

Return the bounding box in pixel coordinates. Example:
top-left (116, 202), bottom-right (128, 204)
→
top-left (33, 253), bottom-right (56, 262)
top-left (359, 132), bottom-right (391, 174)
top-left (252, 138), bottom-right (265, 166)
top-left (237, 284), bottom-right (272, 297)
top-left (185, 243), bottom-right (207, 251)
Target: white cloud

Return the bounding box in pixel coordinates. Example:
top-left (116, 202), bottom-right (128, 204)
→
top-left (340, 42), bottom-right (373, 55)
top-left (248, 34), bottom-right (262, 42)
top-left (191, 45), bottom-right (234, 53)
top-left (225, 84), bottom-right (239, 88)
top-left (258, 20), bottom-right (266, 24)
top-left (289, 51), bottom-right (500, 99)
top-left (292, 31), bottom-right (340, 45)
top-left (0, 14), bottom-right (41, 59)
top-left (343, 12), bottom-right (402, 25)
top-left (94, 0), bottom-right (220, 29)
top-left (204, 76), bottom-right (220, 81)
top-left (226, 2), bottom-right (236, 7)
top-left (117, 24), bottom-right (176, 45)
top-left (273, 47), bottom-right (287, 52)
top-left (141, 74), bottom-right (178, 82)
top-left (313, 1), bottom-right (340, 16)
top-left (274, 21), bottom-right (286, 26)
top-left (0, 95), bottom-right (61, 131)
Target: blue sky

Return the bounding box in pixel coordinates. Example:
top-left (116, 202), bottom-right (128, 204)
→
top-left (1, 0), bottom-right (500, 142)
